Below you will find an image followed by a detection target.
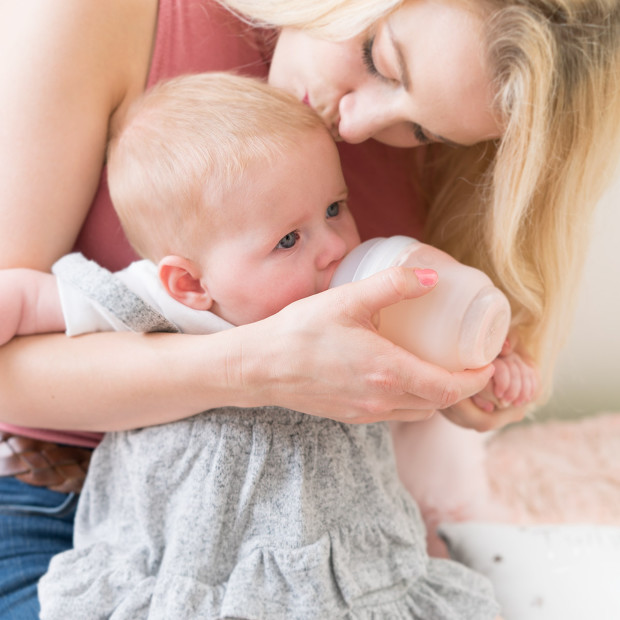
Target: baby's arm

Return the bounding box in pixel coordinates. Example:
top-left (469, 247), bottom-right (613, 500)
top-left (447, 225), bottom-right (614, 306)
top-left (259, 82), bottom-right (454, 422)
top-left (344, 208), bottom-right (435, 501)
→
top-left (0, 269), bottom-right (65, 345)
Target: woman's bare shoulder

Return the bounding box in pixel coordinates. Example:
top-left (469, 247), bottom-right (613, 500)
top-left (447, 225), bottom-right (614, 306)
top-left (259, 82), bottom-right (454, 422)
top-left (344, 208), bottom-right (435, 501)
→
top-left (0, 0), bottom-right (158, 269)
top-left (0, 0), bottom-right (157, 109)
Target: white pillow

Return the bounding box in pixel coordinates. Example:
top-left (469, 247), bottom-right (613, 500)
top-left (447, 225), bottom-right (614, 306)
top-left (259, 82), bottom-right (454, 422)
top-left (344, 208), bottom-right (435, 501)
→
top-left (438, 522), bottom-right (620, 619)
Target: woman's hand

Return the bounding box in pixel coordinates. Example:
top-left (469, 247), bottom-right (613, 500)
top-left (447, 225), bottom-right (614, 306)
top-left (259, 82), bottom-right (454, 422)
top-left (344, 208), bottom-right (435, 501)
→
top-left (0, 267), bottom-right (492, 432)
top-left (232, 266), bottom-right (495, 424)
top-left (440, 396), bottom-right (528, 432)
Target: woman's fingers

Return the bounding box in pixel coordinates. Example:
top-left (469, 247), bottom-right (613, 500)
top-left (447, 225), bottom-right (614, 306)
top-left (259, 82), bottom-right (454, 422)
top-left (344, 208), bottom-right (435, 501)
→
top-left (471, 393), bottom-right (497, 413)
top-left (442, 397), bottom-right (527, 432)
top-left (326, 265), bottom-right (438, 331)
top-left (243, 267), bottom-right (496, 424)
top-left (397, 357), bottom-right (495, 411)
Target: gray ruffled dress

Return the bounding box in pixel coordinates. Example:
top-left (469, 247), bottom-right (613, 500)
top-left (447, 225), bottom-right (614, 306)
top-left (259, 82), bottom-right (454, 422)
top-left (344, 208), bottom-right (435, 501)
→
top-left (38, 254), bottom-right (500, 620)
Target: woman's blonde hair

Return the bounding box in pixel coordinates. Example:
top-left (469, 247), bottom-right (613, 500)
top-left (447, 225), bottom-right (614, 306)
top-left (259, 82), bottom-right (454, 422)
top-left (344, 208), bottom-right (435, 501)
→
top-left (423, 0), bottom-right (620, 396)
top-left (218, 0), bottom-right (401, 40)
top-left (221, 0), bottom-right (620, 397)
top-left (107, 72), bottom-right (326, 262)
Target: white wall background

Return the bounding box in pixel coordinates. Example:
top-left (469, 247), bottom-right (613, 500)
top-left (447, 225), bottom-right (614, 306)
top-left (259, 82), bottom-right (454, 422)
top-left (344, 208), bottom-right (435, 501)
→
top-left (537, 168), bottom-right (620, 419)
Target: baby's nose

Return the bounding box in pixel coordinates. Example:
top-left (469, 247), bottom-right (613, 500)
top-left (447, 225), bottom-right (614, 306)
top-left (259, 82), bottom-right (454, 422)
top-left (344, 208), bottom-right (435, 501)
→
top-left (316, 231), bottom-right (348, 269)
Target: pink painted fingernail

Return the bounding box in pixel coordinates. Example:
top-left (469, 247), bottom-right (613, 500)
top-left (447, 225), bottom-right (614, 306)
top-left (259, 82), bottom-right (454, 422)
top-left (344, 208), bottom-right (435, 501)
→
top-left (414, 268), bottom-right (438, 287)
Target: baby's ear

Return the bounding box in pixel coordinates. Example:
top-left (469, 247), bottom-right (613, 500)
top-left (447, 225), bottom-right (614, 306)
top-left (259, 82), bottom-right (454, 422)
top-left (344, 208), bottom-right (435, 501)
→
top-left (158, 256), bottom-right (213, 311)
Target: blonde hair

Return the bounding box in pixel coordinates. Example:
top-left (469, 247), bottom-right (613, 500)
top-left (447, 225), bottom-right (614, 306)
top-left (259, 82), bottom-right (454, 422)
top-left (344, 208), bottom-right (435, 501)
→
top-left (218, 0), bottom-right (402, 40)
top-left (107, 72), bottom-right (326, 262)
top-left (219, 0), bottom-right (620, 398)
top-left (423, 0), bottom-right (620, 396)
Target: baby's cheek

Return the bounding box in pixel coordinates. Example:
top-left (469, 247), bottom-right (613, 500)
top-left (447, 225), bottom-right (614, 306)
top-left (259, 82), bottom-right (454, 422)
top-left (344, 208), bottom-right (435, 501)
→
top-left (259, 289), bottom-right (311, 321)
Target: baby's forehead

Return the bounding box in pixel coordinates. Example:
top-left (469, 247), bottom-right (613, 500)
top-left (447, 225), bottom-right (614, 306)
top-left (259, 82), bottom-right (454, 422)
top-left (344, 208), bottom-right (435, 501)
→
top-left (212, 122), bottom-right (337, 181)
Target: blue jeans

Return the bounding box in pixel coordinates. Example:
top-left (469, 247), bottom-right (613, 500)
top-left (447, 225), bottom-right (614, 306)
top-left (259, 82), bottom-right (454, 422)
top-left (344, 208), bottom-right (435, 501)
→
top-left (0, 477), bottom-right (77, 620)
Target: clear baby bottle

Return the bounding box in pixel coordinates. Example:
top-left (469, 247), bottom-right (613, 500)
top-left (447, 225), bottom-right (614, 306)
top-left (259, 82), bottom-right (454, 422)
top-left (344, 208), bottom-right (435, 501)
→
top-left (330, 236), bottom-right (511, 371)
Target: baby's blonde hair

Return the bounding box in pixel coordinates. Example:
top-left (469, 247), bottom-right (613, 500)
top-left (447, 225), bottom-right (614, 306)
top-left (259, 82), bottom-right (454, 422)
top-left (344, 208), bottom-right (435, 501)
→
top-left (220, 0), bottom-right (620, 396)
top-left (107, 72), bottom-right (326, 262)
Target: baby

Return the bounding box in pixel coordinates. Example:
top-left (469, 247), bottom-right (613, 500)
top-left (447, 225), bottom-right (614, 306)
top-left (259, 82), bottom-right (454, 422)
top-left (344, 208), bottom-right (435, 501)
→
top-left (2, 73), bottom-right (508, 619)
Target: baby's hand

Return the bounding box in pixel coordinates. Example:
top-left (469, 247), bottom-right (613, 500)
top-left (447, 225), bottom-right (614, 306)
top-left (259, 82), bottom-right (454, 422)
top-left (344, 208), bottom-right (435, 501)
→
top-left (471, 341), bottom-right (538, 413)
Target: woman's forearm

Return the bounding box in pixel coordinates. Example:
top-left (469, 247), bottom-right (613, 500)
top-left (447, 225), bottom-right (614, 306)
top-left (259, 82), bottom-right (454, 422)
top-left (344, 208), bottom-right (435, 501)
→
top-left (0, 330), bottom-right (242, 432)
top-left (0, 270), bottom-right (497, 432)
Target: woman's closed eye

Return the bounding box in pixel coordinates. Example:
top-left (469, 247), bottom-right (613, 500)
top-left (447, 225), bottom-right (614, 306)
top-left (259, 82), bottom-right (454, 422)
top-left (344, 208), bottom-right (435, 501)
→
top-left (411, 123), bottom-right (431, 144)
top-left (362, 38), bottom-right (430, 145)
top-left (276, 230), bottom-right (300, 250)
top-left (362, 37), bottom-right (387, 82)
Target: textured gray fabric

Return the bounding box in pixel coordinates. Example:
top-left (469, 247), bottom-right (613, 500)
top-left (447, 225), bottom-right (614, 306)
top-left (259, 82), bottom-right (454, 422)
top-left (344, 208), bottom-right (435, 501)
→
top-left (40, 411), bottom-right (500, 620)
top-left (38, 261), bottom-right (501, 620)
top-left (53, 253), bottom-right (179, 333)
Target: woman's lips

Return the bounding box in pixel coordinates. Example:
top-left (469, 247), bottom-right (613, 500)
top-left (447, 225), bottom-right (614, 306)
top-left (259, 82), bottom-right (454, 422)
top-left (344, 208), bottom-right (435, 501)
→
top-left (329, 121), bottom-right (342, 141)
top-left (303, 93), bottom-right (341, 140)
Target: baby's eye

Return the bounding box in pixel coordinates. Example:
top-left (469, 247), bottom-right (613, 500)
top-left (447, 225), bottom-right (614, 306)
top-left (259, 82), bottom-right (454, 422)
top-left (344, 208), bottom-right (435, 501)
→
top-left (326, 202), bottom-right (340, 218)
top-left (276, 231), bottom-right (300, 249)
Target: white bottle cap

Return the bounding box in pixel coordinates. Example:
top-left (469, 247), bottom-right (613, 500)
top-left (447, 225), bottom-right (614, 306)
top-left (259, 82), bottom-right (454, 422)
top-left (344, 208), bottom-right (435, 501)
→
top-left (330, 236), bottom-right (420, 288)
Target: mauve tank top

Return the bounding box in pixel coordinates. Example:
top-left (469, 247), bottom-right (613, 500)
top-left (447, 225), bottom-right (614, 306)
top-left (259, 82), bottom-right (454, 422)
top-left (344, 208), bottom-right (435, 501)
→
top-left (3, 0), bottom-right (424, 447)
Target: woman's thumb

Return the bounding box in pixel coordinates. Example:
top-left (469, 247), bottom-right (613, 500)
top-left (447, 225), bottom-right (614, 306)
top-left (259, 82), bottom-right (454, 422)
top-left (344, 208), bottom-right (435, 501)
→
top-left (350, 266), bottom-right (438, 315)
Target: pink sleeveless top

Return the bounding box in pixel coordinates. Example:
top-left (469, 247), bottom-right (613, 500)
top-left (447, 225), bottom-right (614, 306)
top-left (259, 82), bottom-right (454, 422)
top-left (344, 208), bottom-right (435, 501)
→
top-left (2, 0), bottom-right (424, 448)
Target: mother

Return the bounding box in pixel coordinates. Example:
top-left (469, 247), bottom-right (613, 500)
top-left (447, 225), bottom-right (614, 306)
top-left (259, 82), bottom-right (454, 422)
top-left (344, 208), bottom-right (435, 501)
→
top-left (1, 0), bottom-right (619, 616)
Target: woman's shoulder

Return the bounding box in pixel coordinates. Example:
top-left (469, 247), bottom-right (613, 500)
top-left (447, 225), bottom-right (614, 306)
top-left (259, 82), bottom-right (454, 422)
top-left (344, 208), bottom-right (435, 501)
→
top-left (1, 0), bottom-right (158, 125)
top-left (0, 0), bottom-right (159, 269)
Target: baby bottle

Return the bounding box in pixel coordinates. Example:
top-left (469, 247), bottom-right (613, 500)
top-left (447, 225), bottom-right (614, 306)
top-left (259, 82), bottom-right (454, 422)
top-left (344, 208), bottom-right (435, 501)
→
top-left (330, 236), bottom-right (511, 371)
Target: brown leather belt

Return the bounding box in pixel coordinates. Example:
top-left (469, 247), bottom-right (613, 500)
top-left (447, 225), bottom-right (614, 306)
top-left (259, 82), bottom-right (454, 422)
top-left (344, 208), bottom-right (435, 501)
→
top-left (0, 432), bottom-right (92, 494)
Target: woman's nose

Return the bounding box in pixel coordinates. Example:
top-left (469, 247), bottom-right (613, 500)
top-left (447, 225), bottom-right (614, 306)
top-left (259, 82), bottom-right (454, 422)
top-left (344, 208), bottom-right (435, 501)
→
top-left (338, 85), bottom-right (399, 144)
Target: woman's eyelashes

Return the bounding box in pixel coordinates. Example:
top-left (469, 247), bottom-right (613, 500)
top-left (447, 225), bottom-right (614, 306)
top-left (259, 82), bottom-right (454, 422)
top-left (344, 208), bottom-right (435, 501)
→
top-left (362, 39), bottom-right (430, 146)
top-left (412, 123), bottom-right (431, 144)
top-left (362, 37), bottom-right (381, 78)
top-left (362, 36), bottom-right (396, 84)
top-left (362, 37), bottom-right (398, 85)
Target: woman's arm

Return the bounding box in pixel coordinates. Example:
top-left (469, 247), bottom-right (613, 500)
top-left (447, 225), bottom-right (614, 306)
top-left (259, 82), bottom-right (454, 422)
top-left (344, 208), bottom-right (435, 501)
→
top-left (0, 0), bottom-right (156, 269)
top-left (0, 1), bottom-right (494, 432)
top-left (0, 268), bottom-right (494, 431)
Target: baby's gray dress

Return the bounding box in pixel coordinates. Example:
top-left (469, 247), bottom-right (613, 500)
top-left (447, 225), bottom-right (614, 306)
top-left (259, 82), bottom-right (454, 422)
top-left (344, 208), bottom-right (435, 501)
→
top-left (38, 256), bottom-right (500, 620)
